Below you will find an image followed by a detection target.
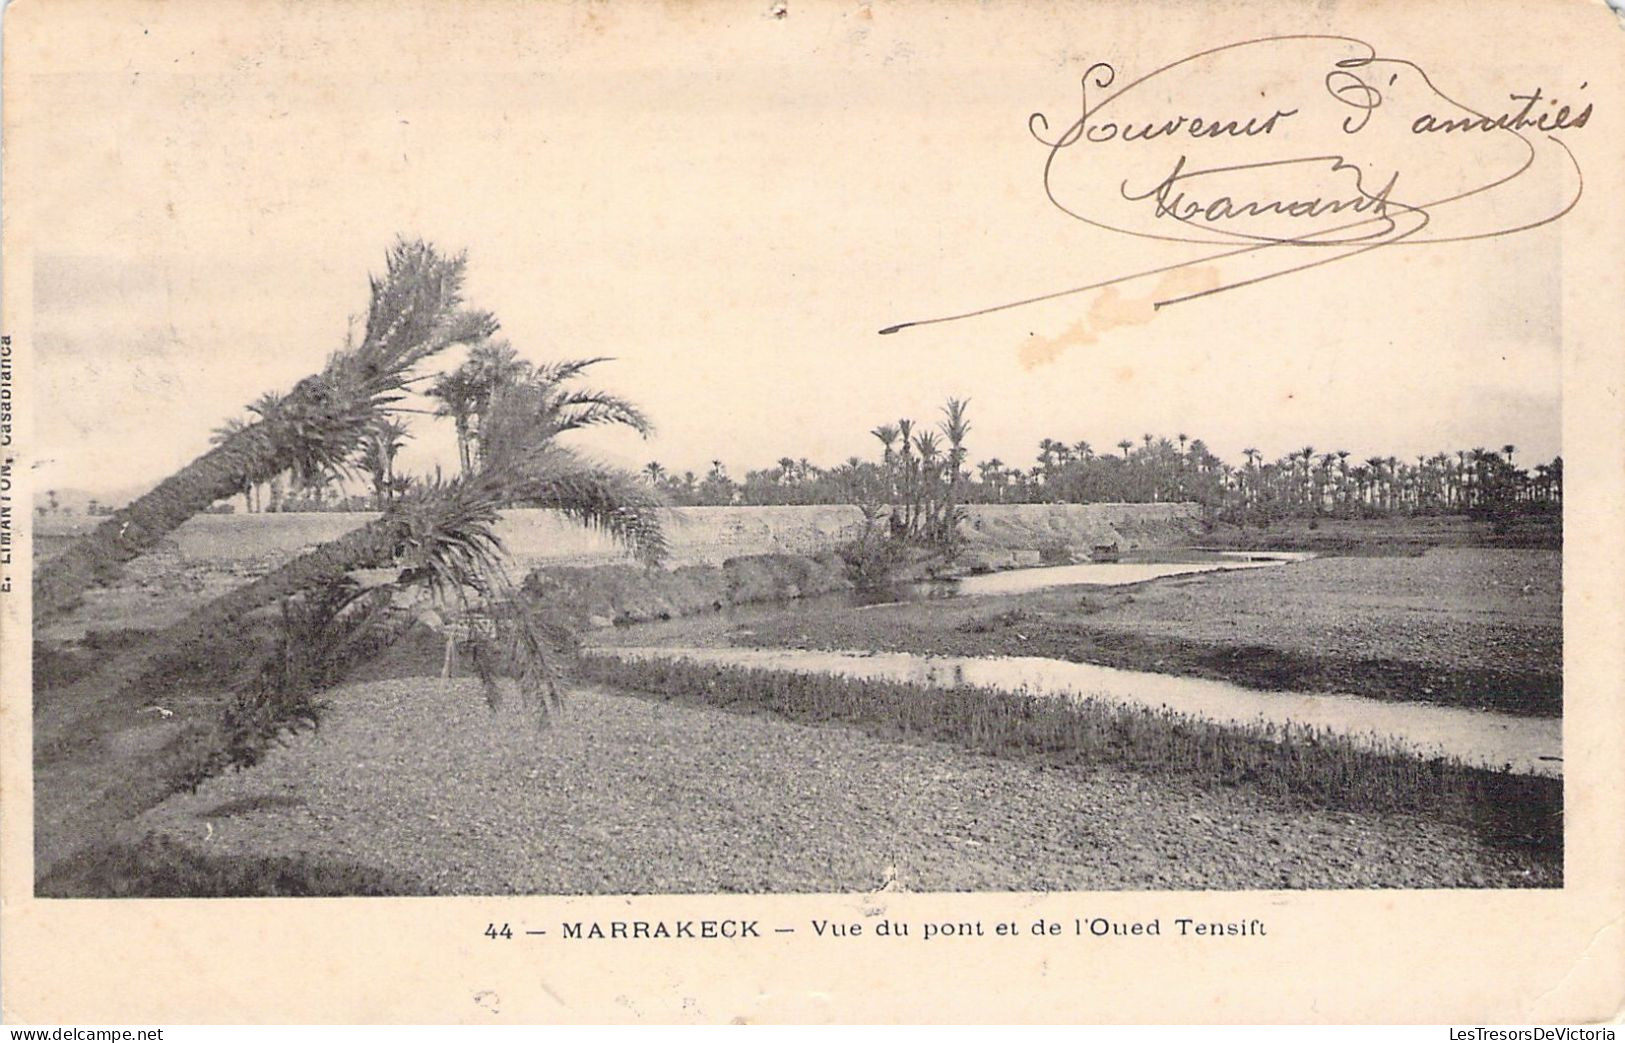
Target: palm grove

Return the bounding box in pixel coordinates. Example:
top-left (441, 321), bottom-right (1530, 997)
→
top-left (88, 324), bottom-right (1562, 530)
top-left (635, 428), bottom-right (1560, 523)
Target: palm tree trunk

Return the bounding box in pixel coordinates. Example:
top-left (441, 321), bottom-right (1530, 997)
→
top-left (90, 516), bottom-right (406, 704)
top-left (34, 238), bottom-right (489, 621)
top-left (36, 432), bottom-right (287, 618)
top-left (174, 517), bottom-right (402, 633)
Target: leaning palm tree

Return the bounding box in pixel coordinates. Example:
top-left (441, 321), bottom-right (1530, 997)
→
top-left (35, 238), bottom-right (496, 620)
top-left (104, 364), bottom-right (666, 716)
top-left (209, 418), bottom-right (255, 512)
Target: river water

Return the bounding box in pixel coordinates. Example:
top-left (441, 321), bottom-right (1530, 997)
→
top-left (836, 549), bottom-right (1315, 609)
top-left (594, 551), bottom-right (1560, 778)
top-left (944, 550), bottom-right (1315, 597)
top-left (597, 645), bottom-right (1562, 777)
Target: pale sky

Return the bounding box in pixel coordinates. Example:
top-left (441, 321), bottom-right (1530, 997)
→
top-left (12, 3), bottom-right (1572, 501)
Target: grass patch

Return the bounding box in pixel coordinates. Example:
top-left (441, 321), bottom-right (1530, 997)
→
top-left (37, 834), bottom-right (420, 898)
top-left (1202, 514), bottom-right (1561, 555)
top-left (577, 653), bottom-right (1562, 859)
top-left (736, 549), bottom-right (1563, 719)
top-left (965, 621), bottom-right (1564, 718)
top-left (34, 630), bottom-right (154, 690)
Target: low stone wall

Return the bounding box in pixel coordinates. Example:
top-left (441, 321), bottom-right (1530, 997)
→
top-left (35, 503), bottom-right (1202, 641)
top-left (523, 552), bottom-right (854, 628)
top-left (955, 503), bottom-right (1202, 570)
top-left (47, 502), bottom-right (1202, 572)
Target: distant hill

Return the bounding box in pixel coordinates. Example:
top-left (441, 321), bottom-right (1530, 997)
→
top-left (34, 483), bottom-right (156, 515)
top-left (31, 483), bottom-right (162, 535)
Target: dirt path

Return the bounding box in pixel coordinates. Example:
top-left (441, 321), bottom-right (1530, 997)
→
top-left (127, 678), bottom-right (1556, 892)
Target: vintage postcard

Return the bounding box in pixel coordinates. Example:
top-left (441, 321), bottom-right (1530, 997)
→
top-left (2, 0), bottom-right (1622, 1025)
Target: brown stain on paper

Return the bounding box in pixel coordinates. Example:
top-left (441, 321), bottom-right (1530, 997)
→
top-left (1017, 266), bottom-right (1221, 370)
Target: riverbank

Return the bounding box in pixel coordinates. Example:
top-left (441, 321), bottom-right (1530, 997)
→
top-left (714, 547), bottom-right (1560, 717)
top-left (1198, 513), bottom-right (1562, 555)
top-left (28, 545), bottom-right (868, 882)
top-left (521, 552), bottom-right (854, 629)
top-left (34, 501), bottom-right (1200, 641)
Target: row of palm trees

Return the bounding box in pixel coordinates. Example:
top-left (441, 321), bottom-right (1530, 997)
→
top-left (639, 400), bottom-right (978, 543)
top-left (977, 437), bottom-right (1561, 520)
top-left (642, 431), bottom-right (1561, 521)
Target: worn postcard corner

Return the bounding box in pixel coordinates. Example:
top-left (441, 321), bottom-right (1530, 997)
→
top-left (1, 0), bottom-right (1623, 1026)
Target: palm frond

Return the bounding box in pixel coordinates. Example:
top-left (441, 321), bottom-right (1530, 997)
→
top-left (353, 239), bottom-right (497, 382)
top-left (389, 477), bottom-right (508, 599)
top-left (499, 451), bottom-right (669, 566)
top-left (247, 391), bottom-right (285, 419)
top-left (545, 389), bottom-right (654, 436)
top-left (531, 357), bottom-right (614, 389)
top-left (210, 417), bottom-right (249, 445)
top-left (461, 382), bottom-right (668, 565)
top-left (463, 592), bottom-right (577, 716)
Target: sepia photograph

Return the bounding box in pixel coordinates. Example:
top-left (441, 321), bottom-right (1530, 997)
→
top-left (3, 0), bottom-right (1622, 1026)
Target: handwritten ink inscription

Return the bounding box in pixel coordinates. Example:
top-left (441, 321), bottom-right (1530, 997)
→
top-left (882, 35), bottom-right (1590, 333)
